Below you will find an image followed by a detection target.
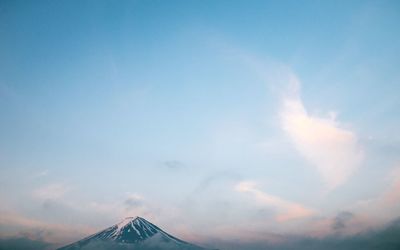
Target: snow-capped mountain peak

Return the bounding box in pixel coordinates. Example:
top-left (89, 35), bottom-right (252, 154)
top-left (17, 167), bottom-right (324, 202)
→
top-left (58, 216), bottom-right (206, 249)
top-left (106, 216), bottom-right (161, 242)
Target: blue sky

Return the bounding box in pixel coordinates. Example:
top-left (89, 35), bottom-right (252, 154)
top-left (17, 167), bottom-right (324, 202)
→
top-left (1, 0), bottom-right (400, 246)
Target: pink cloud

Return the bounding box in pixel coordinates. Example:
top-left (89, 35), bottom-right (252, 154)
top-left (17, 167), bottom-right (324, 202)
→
top-left (0, 210), bottom-right (94, 244)
top-left (235, 181), bottom-right (315, 222)
top-left (382, 168), bottom-right (400, 206)
top-left (280, 78), bottom-right (363, 189)
top-left (353, 166), bottom-right (400, 223)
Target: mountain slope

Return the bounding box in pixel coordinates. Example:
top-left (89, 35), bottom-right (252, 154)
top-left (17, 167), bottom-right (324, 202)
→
top-left (58, 217), bottom-right (206, 250)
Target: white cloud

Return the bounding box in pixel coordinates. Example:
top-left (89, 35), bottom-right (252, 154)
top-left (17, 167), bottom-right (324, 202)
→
top-left (280, 77), bottom-right (363, 189)
top-left (235, 181), bottom-right (314, 222)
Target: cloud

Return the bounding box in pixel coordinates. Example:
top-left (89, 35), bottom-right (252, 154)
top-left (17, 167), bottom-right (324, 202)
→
top-left (354, 166), bottom-right (400, 223)
top-left (235, 181), bottom-right (314, 222)
top-left (381, 167), bottom-right (400, 207)
top-left (203, 217), bottom-right (400, 250)
top-left (31, 170), bottom-right (49, 179)
top-left (3, 218), bottom-right (400, 250)
top-left (0, 210), bottom-right (93, 244)
top-left (163, 160), bottom-right (185, 169)
top-left (192, 171), bottom-right (241, 194)
top-left (332, 211), bottom-right (354, 231)
top-left (280, 78), bottom-right (363, 189)
top-left (32, 183), bottom-right (70, 200)
top-left (1, 190), bottom-right (153, 244)
top-left (124, 194), bottom-right (144, 209)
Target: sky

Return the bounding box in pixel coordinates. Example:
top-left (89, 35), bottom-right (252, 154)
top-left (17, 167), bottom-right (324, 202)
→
top-left (1, 0), bottom-right (400, 249)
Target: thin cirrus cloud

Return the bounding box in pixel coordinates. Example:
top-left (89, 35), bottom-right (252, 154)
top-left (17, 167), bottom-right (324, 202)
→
top-left (235, 181), bottom-right (314, 222)
top-left (279, 76), bottom-right (363, 189)
top-left (354, 166), bottom-right (400, 222)
top-left (32, 183), bottom-right (70, 200)
top-left (31, 169), bottom-right (49, 179)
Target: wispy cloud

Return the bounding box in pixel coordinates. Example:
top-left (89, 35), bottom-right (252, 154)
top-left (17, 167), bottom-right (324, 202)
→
top-left (235, 181), bottom-right (314, 222)
top-left (354, 166), bottom-right (400, 223)
top-left (32, 183), bottom-right (70, 200)
top-left (225, 46), bottom-right (363, 190)
top-left (0, 191), bottom-right (154, 243)
top-left (306, 166), bottom-right (400, 237)
top-left (280, 78), bottom-right (363, 189)
top-left (31, 170), bottom-right (49, 179)
top-left (163, 160), bottom-right (185, 169)
top-left (124, 194), bottom-right (144, 209)
top-left (382, 167), bottom-right (400, 207)
top-left (0, 210), bottom-right (93, 244)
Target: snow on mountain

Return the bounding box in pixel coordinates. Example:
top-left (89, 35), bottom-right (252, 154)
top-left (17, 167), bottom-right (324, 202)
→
top-left (57, 217), bottom-right (208, 250)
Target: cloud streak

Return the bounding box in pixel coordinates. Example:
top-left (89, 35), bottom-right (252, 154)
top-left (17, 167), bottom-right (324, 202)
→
top-left (354, 166), bottom-right (400, 224)
top-left (235, 181), bottom-right (314, 222)
top-left (32, 183), bottom-right (70, 200)
top-left (280, 78), bottom-right (363, 189)
top-left (0, 210), bottom-right (93, 244)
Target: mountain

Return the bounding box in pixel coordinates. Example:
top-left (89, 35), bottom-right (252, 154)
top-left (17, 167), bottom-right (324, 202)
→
top-left (57, 217), bottom-right (207, 250)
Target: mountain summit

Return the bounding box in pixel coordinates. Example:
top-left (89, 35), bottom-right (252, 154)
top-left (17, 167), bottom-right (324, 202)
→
top-left (58, 216), bottom-right (206, 250)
